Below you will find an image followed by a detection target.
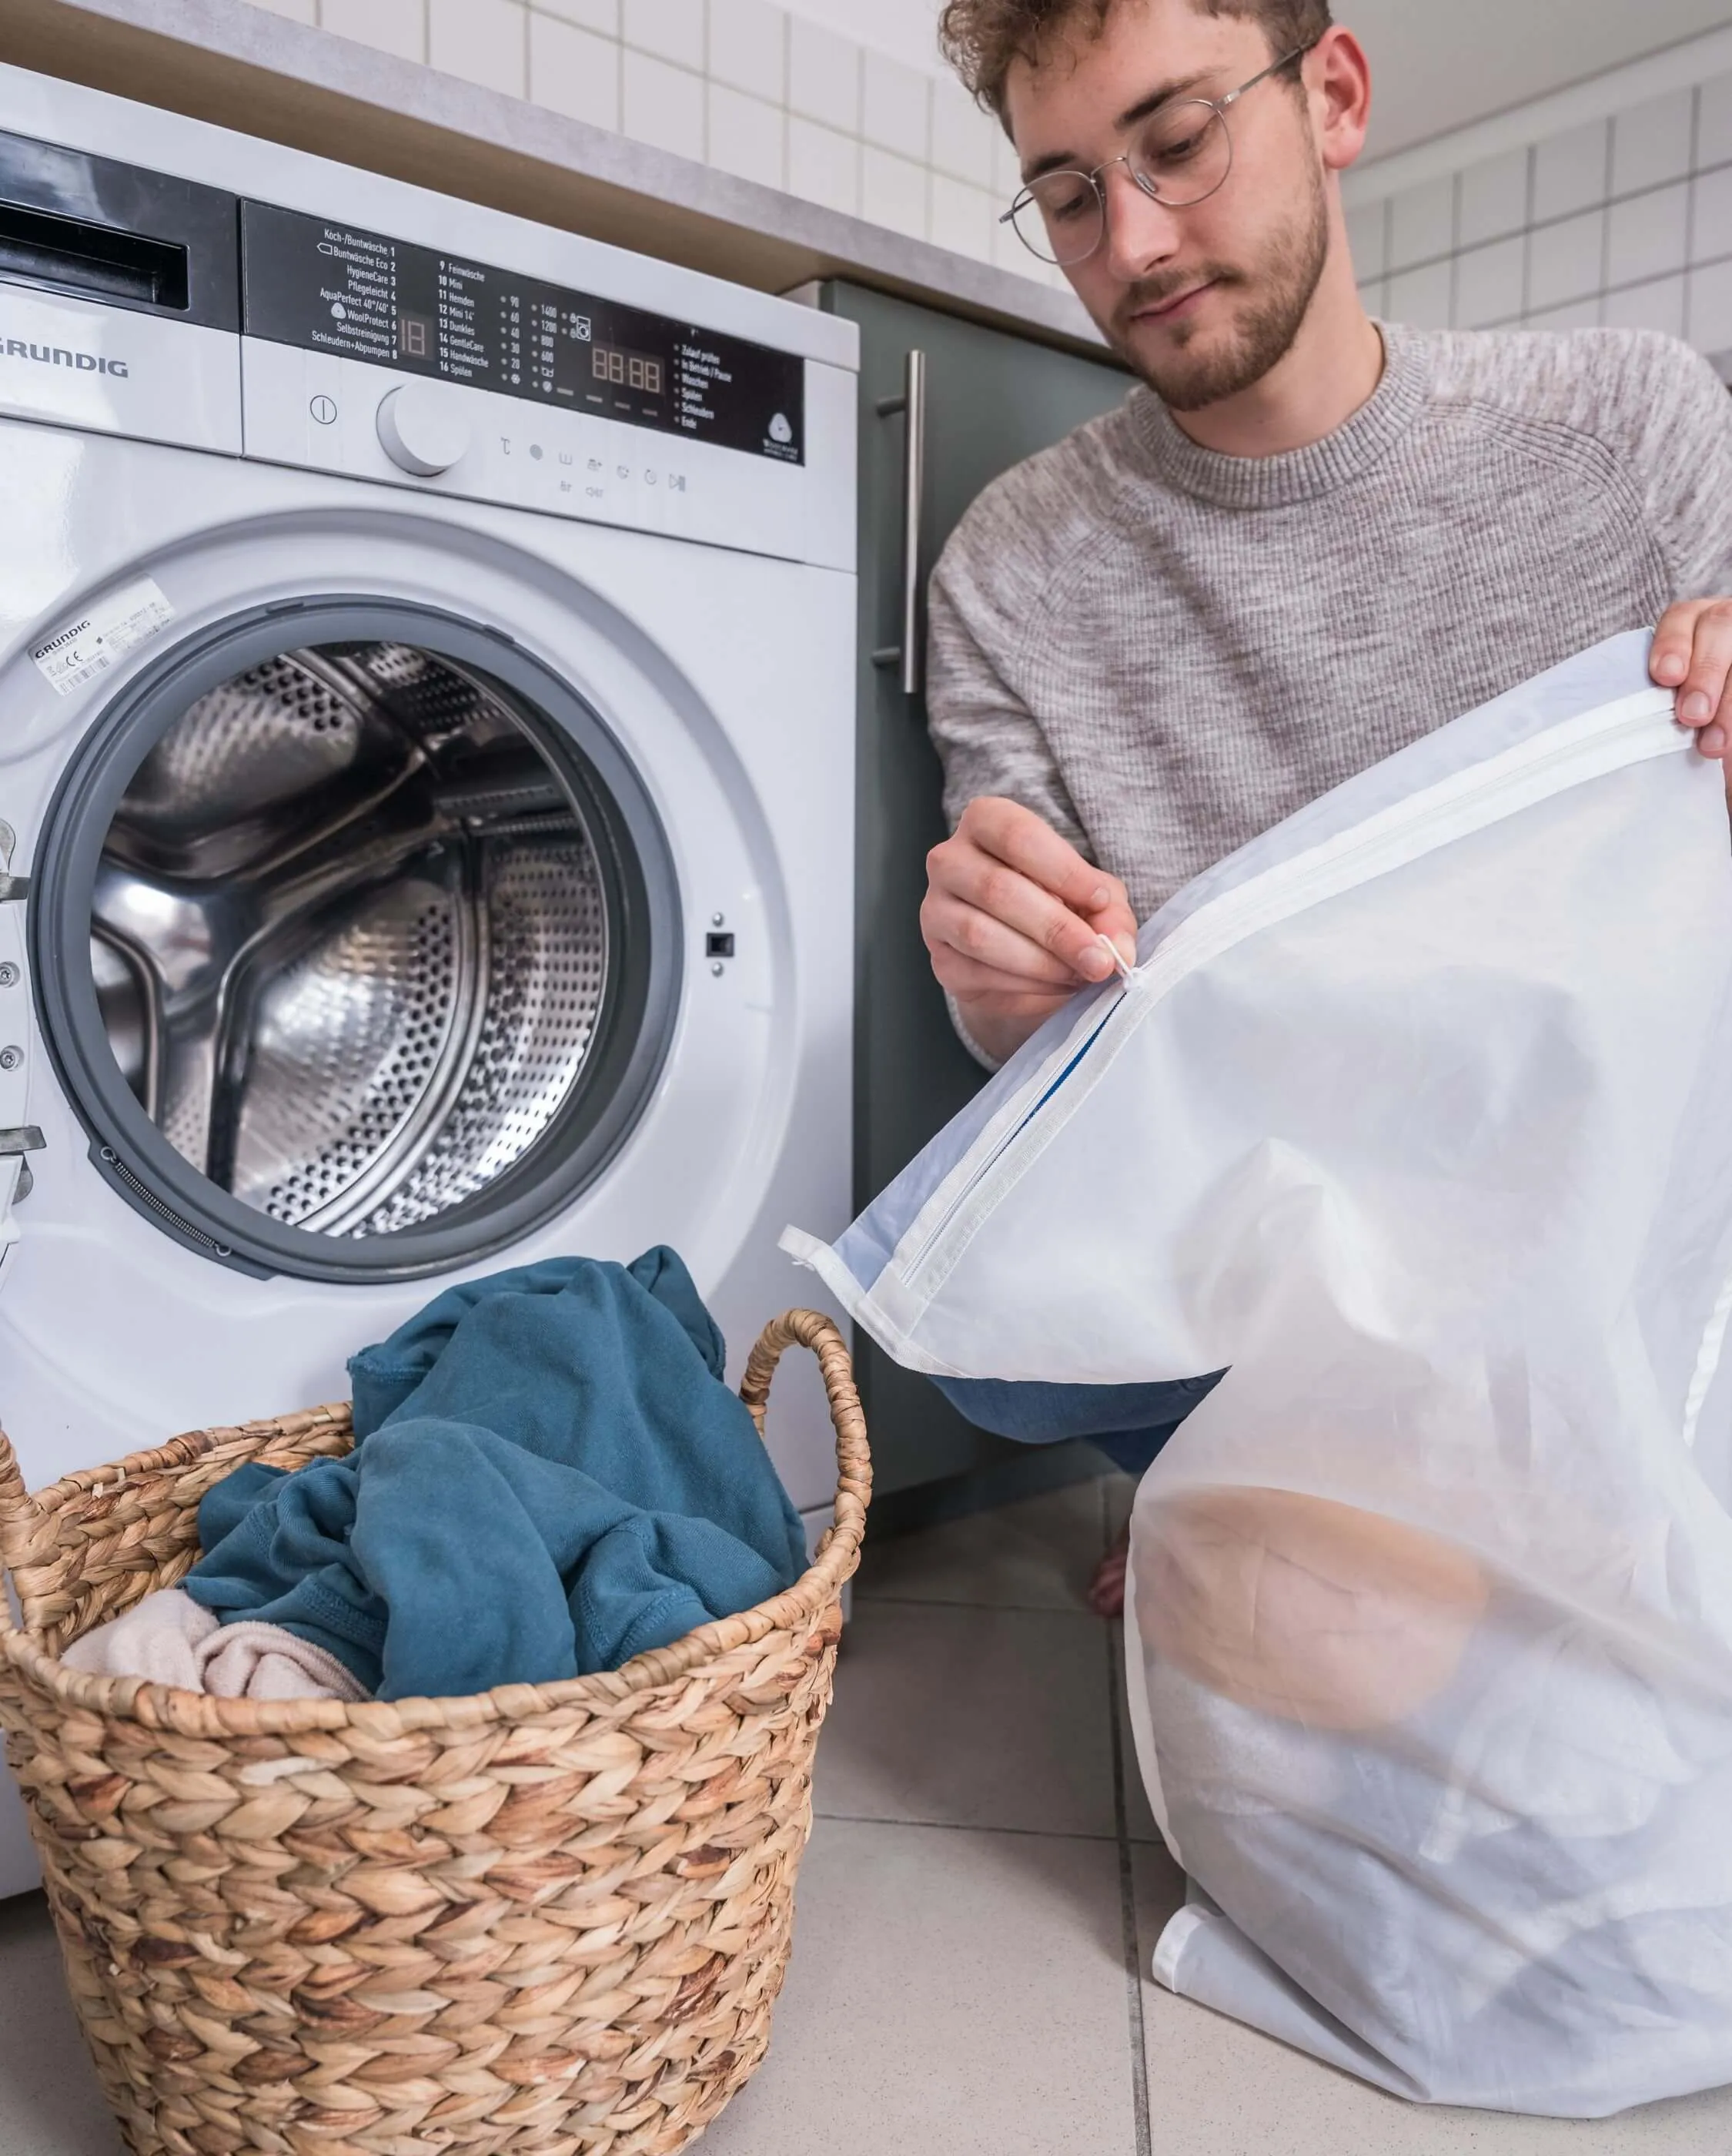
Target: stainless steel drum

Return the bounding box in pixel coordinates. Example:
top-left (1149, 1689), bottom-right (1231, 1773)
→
top-left (33, 607), bottom-right (679, 1281)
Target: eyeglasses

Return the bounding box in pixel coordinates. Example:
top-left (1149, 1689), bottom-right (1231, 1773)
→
top-left (1001, 44), bottom-right (1315, 267)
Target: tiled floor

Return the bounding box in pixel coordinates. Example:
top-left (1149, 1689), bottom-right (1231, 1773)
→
top-left (6, 1473), bottom-right (1732, 2153)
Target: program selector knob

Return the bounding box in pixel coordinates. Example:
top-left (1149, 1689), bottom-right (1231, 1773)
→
top-left (376, 383), bottom-right (471, 476)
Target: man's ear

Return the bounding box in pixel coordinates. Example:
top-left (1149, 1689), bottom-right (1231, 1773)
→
top-left (1309, 25), bottom-right (1372, 176)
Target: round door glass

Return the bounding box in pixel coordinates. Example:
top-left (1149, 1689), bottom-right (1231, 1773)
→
top-left (33, 604), bottom-right (679, 1281)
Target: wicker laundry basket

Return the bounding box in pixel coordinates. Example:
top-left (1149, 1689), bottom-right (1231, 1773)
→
top-left (0, 1307), bottom-right (869, 2156)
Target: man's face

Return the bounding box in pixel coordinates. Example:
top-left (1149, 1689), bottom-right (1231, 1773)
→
top-left (1004, 0), bottom-right (1332, 409)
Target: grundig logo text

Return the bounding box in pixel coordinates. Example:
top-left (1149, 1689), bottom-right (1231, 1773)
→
top-left (2, 339), bottom-right (130, 378)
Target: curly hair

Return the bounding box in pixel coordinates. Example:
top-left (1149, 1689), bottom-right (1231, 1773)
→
top-left (938, 0), bottom-right (1333, 116)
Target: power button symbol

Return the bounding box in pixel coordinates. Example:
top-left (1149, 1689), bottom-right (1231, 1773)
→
top-left (309, 395), bottom-right (338, 426)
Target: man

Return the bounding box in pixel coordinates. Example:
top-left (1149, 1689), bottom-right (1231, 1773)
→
top-left (921, 0), bottom-right (1732, 1613)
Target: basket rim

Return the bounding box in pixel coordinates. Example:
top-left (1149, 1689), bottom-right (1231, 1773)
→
top-left (0, 1308), bottom-right (870, 1742)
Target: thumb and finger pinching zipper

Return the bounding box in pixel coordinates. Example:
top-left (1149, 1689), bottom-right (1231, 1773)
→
top-left (1096, 932), bottom-right (1135, 983)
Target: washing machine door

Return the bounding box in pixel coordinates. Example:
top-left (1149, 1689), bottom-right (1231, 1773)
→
top-left (28, 598), bottom-right (680, 1281)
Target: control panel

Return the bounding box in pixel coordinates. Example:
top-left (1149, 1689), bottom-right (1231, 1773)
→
top-left (0, 123), bottom-right (854, 567)
top-left (241, 203), bottom-right (805, 467)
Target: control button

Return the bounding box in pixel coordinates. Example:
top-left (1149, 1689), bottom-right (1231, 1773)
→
top-left (376, 382), bottom-right (472, 476)
top-left (530, 444), bottom-right (544, 461)
top-left (309, 394), bottom-right (337, 427)
top-left (669, 474), bottom-right (687, 493)
top-left (769, 412), bottom-right (793, 444)
top-left (644, 470), bottom-right (657, 486)
top-left (616, 464), bottom-right (630, 480)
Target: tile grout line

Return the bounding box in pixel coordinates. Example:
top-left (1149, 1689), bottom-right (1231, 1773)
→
top-left (1105, 1481), bottom-right (1155, 2156)
top-left (811, 1809), bottom-right (1120, 1845)
top-left (855, 1590), bottom-right (1098, 1617)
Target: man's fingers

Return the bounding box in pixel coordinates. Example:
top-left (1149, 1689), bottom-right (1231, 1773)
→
top-left (1677, 601), bottom-right (1732, 755)
top-left (1084, 892), bottom-right (1139, 968)
top-left (959, 796), bottom-right (1127, 919)
top-left (1651, 602), bottom-right (1703, 691)
top-left (931, 847), bottom-right (1122, 983)
top-left (922, 891), bottom-right (1090, 988)
top-left (932, 949), bottom-right (1078, 1005)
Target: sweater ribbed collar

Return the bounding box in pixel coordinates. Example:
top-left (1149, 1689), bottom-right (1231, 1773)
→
top-left (1125, 322), bottom-right (1426, 510)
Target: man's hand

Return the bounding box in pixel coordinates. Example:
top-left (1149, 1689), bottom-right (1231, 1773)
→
top-left (923, 796), bottom-right (1139, 1067)
top-left (1653, 600), bottom-right (1732, 770)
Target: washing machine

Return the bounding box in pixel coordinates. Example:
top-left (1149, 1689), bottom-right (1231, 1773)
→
top-left (0, 65), bottom-right (858, 1891)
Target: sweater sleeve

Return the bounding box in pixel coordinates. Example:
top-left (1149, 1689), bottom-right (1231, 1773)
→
top-left (1611, 334), bottom-right (1732, 601)
top-left (924, 500), bottom-right (1098, 1072)
top-left (925, 537), bottom-right (1092, 854)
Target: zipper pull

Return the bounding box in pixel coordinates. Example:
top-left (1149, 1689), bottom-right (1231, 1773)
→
top-left (1096, 933), bottom-right (1135, 984)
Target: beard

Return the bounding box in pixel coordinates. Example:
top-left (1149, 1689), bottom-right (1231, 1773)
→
top-left (1107, 159), bottom-right (1331, 412)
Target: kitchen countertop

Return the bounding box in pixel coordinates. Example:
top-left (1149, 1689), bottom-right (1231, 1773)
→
top-left (0, 0), bottom-right (1107, 356)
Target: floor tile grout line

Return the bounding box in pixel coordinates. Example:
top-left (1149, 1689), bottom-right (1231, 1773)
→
top-left (1105, 1491), bottom-right (1155, 2156)
top-left (811, 1808), bottom-right (1122, 1844)
top-left (855, 1590), bottom-right (1095, 1616)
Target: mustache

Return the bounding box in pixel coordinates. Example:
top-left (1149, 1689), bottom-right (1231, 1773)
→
top-left (1112, 266), bottom-right (1242, 330)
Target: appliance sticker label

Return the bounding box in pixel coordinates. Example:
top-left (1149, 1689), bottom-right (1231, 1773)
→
top-left (30, 578), bottom-right (176, 697)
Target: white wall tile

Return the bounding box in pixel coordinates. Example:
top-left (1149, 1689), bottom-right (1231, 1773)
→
top-left (1386, 259), bottom-right (1452, 330)
top-left (1690, 259), bottom-right (1732, 353)
top-left (1533, 119), bottom-right (1610, 223)
top-left (1344, 199), bottom-right (1386, 281)
top-left (621, 45), bottom-right (705, 156)
top-left (250, 0), bottom-right (315, 20)
top-left (787, 116), bottom-right (859, 216)
top-left (1457, 148), bottom-right (1529, 248)
top-left (707, 0), bottom-right (784, 103)
top-left (930, 72), bottom-right (995, 187)
top-left (862, 50), bottom-right (930, 162)
top-left (1701, 74), bottom-right (1732, 171)
top-left (707, 81), bottom-right (784, 188)
top-left (1527, 206), bottom-right (1606, 312)
top-left (787, 18), bottom-right (858, 132)
top-left (1694, 166), bottom-right (1732, 264)
top-left (930, 173), bottom-right (994, 263)
top-left (1602, 272), bottom-right (1686, 336)
top-left (1526, 297), bottom-right (1601, 331)
top-left (535, 0), bottom-right (617, 30)
top-left (862, 144), bottom-right (928, 240)
top-left (1613, 89), bottom-right (1693, 196)
top-left (1455, 235), bottom-right (1524, 328)
top-left (1607, 180), bottom-right (1689, 287)
top-left (322, 0), bottom-right (425, 60)
top-left (429, 0), bottom-right (526, 95)
top-left (622, 0), bottom-right (701, 68)
top-left (530, 12), bottom-right (618, 129)
top-left (1387, 176), bottom-right (1453, 269)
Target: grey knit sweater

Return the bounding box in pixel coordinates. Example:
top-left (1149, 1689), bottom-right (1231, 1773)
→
top-left (927, 324), bottom-right (1732, 934)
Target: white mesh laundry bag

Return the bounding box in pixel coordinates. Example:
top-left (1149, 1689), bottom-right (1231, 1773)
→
top-left (785, 631), bottom-right (1732, 2117)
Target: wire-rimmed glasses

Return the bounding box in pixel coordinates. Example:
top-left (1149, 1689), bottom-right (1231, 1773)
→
top-left (1001, 44), bottom-right (1315, 267)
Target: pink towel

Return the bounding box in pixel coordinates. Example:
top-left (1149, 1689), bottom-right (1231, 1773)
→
top-left (62, 1589), bottom-right (369, 1702)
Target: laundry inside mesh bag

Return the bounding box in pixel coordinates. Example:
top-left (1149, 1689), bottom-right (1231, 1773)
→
top-left (784, 631), bottom-right (1732, 2117)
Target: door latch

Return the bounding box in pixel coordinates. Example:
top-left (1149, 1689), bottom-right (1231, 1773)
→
top-left (0, 1125), bottom-right (44, 1209)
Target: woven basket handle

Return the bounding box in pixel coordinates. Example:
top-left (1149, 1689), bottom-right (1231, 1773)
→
top-left (0, 1426), bottom-right (38, 1575)
top-left (0, 1427), bottom-right (41, 1649)
top-left (741, 1310), bottom-right (871, 1567)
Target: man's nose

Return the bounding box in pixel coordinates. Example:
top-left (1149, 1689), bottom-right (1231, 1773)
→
top-left (1099, 163), bottom-right (1184, 281)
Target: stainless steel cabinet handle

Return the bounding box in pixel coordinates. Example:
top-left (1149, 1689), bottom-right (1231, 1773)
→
top-left (871, 348), bottom-right (928, 697)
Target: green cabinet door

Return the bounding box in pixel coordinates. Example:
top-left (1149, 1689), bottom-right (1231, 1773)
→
top-left (820, 280), bottom-right (1128, 1500)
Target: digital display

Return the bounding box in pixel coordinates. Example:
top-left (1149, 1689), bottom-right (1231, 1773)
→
top-left (239, 200), bottom-right (804, 464)
top-left (593, 343), bottom-right (663, 396)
